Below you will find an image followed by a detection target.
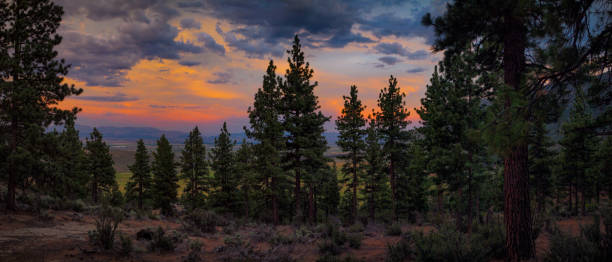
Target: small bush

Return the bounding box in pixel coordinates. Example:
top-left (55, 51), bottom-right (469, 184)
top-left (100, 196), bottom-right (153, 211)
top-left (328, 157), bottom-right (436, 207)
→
top-left (269, 233), bottom-right (295, 245)
top-left (347, 233), bottom-right (362, 249)
top-left (136, 228), bottom-right (154, 240)
top-left (119, 233), bottom-right (133, 256)
top-left (88, 204), bottom-right (123, 250)
top-left (69, 199), bottom-right (87, 212)
top-left (184, 209), bottom-right (221, 234)
top-left (544, 212), bottom-right (611, 261)
top-left (386, 223), bottom-right (402, 236)
top-left (385, 238), bottom-right (412, 262)
top-left (348, 222), bottom-right (364, 233)
top-left (183, 240), bottom-right (203, 262)
top-left (319, 240), bottom-right (341, 256)
top-left (149, 227), bottom-right (176, 252)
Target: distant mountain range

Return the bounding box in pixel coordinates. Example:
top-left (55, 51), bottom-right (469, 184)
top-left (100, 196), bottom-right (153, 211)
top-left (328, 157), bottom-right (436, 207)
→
top-left (74, 125), bottom-right (339, 145)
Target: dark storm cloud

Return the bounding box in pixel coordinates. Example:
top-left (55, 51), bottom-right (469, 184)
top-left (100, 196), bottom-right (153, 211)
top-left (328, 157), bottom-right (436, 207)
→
top-left (75, 92), bottom-right (138, 102)
top-left (179, 0), bottom-right (439, 58)
top-left (197, 32), bottom-right (226, 56)
top-left (374, 42), bottom-right (429, 60)
top-left (207, 72), bottom-right (232, 84)
top-left (378, 56), bottom-right (402, 65)
top-left (406, 67), bottom-right (426, 73)
top-left (57, 1), bottom-right (201, 86)
top-left (179, 60), bottom-right (202, 67)
top-left (180, 18), bottom-right (201, 29)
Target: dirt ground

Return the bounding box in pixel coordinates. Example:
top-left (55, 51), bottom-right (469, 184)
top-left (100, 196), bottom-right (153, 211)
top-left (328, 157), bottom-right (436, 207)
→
top-left (0, 210), bottom-right (596, 262)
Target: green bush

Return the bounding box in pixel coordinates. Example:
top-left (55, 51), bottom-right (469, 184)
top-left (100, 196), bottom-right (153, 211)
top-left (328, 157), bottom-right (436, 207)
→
top-left (184, 209), bottom-right (220, 234)
top-left (88, 204), bottom-right (123, 250)
top-left (348, 222), bottom-right (364, 233)
top-left (319, 239), bottom-right (341, 256)
top-left (347, 233), bottom-right (362, 249)
top-left (269, 233), bottom-right (295, 245)
top-left (544, 212), bottom-right (611, 261)
top-left (386, 223), bottom-right (402, 236)
top-left (149, 227), bottom-right (176, 252)
top-left (385, 237), bottom-right (412, 262)
top-left (136, 228), bottom-right (154, 240)
top-left (119, 233), bottom-right (133, 256)
top-left (183, 240), bottom-right (203, 262)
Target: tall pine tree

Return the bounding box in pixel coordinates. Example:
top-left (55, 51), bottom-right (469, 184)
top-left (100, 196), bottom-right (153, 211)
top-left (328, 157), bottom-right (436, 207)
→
top-left (424, 1), bottom-right (610, 258)
top-left (335, 85), bottom-right (366, 224)
top-left (363, 117), bottom-right (386, 221)
top-left (375, 75), bottom-right (410, 221)
top-left (180, 127), bottom-right (209, 211)
top-left (280, 35), bottom-right (330, 223)
top-left (152, 134), bottom-right (178, 216)
top-left (246, 60), bottom-right (286, 224)
top-left (209, 122), bottom-right (238, 215)
top-left (85, 128), bottom-right (116, 204)
top-left (0, 0), bottom-right (83, 210)
top-left (126, 139), bottom-right (151, 210)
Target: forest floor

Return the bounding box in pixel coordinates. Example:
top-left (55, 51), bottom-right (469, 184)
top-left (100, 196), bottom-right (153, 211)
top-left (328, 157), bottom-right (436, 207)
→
top-left (0, 209), bottom-right (596, 262)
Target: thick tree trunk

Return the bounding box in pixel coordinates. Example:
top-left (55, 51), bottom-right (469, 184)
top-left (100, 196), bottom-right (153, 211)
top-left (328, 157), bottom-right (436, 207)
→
top-left (503, 13), bottom-right (534, 261)
top-left (7, 120), bottom-right (17, 210)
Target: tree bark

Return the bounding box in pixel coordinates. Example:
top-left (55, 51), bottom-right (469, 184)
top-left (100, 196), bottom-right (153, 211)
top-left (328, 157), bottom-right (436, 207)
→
top-left (456, 187), bottom-right (463, 231)
top-left (308, 185), bottom-right (315, 224)
top-left (503, 12), bottom-right (534, 261)
top-left (272, 176), bottom-right (279, 225)
top-left (352, 153), bottom-right (358, 224)
top-left (390, 158), bottom-right (397, 221)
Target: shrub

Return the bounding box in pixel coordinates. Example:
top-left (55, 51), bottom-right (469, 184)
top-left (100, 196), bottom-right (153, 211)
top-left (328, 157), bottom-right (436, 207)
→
top-left (318, 240), bottom-right (341, 256)
top-left (184, 209), bottom-right (220, 234)
top-left (347, 233), bottom-right (362, 249)
top-left (119, 233), bottom-right (133, 256)
top-left (348, 222), bottom-right (364, 233)
top-left (69, 199), bottom-right (87, 212)
top-left (385, 238), bottom-right (412, 262)
top-left (149, 227), bottom-right (176, 252)
top-left (544, 212), bottom-right (611, 261)
top-left (386, 223), bottom-right (402, 236)
top-left (183, 240), bottom-right (203, 262)
top-left (269, 233), bottom-right (295, 246)
top-left (88, 204), bottom-right (123, 250)
top-left (136, 228), bottom-right (154, 240)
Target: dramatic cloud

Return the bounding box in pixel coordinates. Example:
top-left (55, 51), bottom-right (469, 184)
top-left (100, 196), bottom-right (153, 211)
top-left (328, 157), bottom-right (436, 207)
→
top-left (374, 42), bottom-right (429, 60)
top-left (207, 72), bottom-right (232, 84)
top-left (180, 18), bottom-right (201, 29)
top-left (197, 32), bottom-right (226, 56)
top-left (178, 60), bottom-right (202, 67)
top-left (378, 56), bottom-right (402, 65)
top-left (75, 92), bottom-right (138, 102)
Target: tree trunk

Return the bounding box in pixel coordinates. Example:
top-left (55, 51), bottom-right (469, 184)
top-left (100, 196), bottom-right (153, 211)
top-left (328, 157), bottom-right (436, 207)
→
top-left (92, 175), bottom-right (98, 204)
top-left (456, 187), bottom-right (463, 231)
top-left (390, 158), bottom-right (397, 221)
top-left (503, 12), bottom-right (534, 261)
top-left (352, 154), bottom-right (358, 224)
top-left (437, 186), bottom-right (443, 221)
top-left (369, 185), bottom-right (375, 221)
top-left (138, 179), bottom-right (143, 210)
top-left (467, 166), bottom-right (473, 234)
top-left (294, 167), bottom-right (301, 222)
top-left (308, 185), bottom-right (315, 224)
top-left (272, 177), bottom-right (279, 225)
top-left (581, 188), bottom-right (585, 216)
top-left (569, 184), bottom-right (573, 213)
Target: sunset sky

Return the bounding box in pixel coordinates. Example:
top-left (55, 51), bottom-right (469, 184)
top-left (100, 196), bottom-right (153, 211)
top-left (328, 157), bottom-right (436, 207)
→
top-left (55, 0), bottom-right (446, 134)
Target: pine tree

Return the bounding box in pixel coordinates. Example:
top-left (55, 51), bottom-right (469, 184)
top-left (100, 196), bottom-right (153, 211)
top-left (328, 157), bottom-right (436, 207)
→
top-left (126, 139), bottom-right (151, 210)
top-left (85, 128), bottom-right (116, 204)
top-left (594, 138), bottom-right (612, 202)
top-left (0, 0), bottom-right (83, 210)
top-left (319, 163), bottom-right (340, 220)
top-left (280, 35), bottom-right (330, 223)
top-left (528, 121), bottom-right (555, 213)
top-left (559, 89), bottom-right (599, 216)
top-left (180, 127), bottom-right (209, 211)
top-left (246, 60), bottom-right (286, 224)
top-left (363, 117), bottom-right (385, 221)
top-left (234, 140), bottom-right (256, 218)
top-left (45, 119), bottom-right (88, 199)
top-left (152, 134), bottom-right (178, 216)
top-left (423, 1), bottom-right (610, 259)
top-left (209, 122), bottom-right (238, 214)
top-left (335, 85), bottom-right (366, 224)
top-left (375, 75), bottom-right (410, 221)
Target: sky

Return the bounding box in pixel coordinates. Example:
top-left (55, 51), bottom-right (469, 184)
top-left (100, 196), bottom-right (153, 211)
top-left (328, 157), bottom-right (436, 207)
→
top-left (55, 0), bottom-right (446, 134)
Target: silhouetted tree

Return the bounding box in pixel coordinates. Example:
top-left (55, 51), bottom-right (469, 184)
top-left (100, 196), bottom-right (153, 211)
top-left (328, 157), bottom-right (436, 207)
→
top-left (180, 127), bottom-right (209, 211)
top-left (152, 135), bottom-right (178, 216)
top-left (375, 75), bottom-right (410, 221)
top-left (126, 139), bottom-right (151, 210)
top-left (363, 117), bottom-right (386, 221)
top-left (86, 128), bottom-right (116, 204)
top-left (0, 0), bottom-right (82, 210)
top-left (209, 122), bottom-right (238, 214)
top-left (335, 85), bottom-right (366, 224)
top-left (280, 35), bottom-right (330, 223)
